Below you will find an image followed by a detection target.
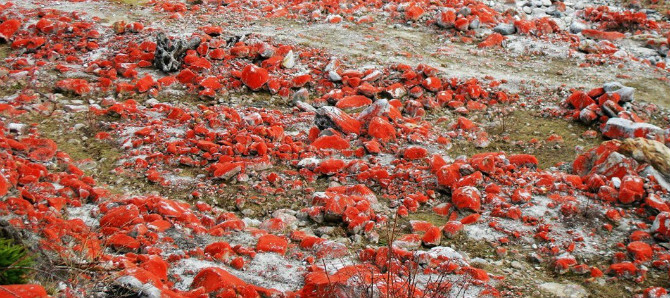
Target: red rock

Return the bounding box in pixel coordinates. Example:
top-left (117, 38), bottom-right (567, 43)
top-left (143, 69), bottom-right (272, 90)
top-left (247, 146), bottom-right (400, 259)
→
top-left (602, 118), bottom-right (665, 142)
top-left (460, 213), bottom-right (481, 224)
top-left (405, 5), bottom-right (425, 21)
top-left (645, 194), bottom-right (670, 213)
top-left (256, 234), bottom-right (288, 255)
top-left (241, 64), bottom-right (269, 91)
top-left (312, 134), bottom-right (350, 150)
top-left (141, 256), bottom-right (168, 281)
top-left (466, 267), bottom-right (489, 282)
top-left (508, 154), bottom-right (538, 167)
top-left (554, 255), bottom-right (577, 274)
top-left (100, 205), bottom-right (140, 228)
top-left (652, 212), bottom-right (670, 239)
top-left (368, 117), bottom-right (395, 142)
top-left (619, 175), bottom-right (645, 204)
top-left (191, 267), bottom-right (251, 293)
top-left (437, 164), bottom-right (462, 188)
top-left (335, 95), bottom-right (371, 109)
top-left (422, 76), bottom-right (442, 92)
top-left (231, 257), bottom-right (245, 270)
top-left (315, 159), bottom-right (346, 175)
top-left (136, 75), bottom-right (155, 93)
top-left (478, 33), bottom-right (505, 48)
top-left (627, 241), bottom-right (653, 262)
top-left (56, 79), bottom-right (91, 95)
top-left (106, 233), bottom-right (140, 251)
top-left (514, 19), bottom-right (537, 35)
top-left (200, 76), bottom-right (223, 90)
top-left (422, 226), bottom-right (441, 247)
top-left (455, 18), bottom-right (470, 31)
top-left (644, 287), bottom-right (668, 298)
top-left (566, 91), bottom-right (595, 110)
top-left (607, 262), bottom-right (637, 277)
top-left (0, 175), bottom-right (7, 197)
top-left (209, 48), bottom-right (226, 60)
top-left (511, 188), bottom-right (532, 204)
top-left (452, 186), bottom-right (481, 212)
top-left (0, 20), bottom-right (20, 42)
top-left (210, 162), bottom-right (242, 180)
top-left (442, 221), bottom-right (464, 238)
top-left (316, 106), bottom-right (361, 135)
top-left (404, 146), bottom-right (427, 160)
top-left (204, 242), bottom-right (234, 259)
top-left (581, 29), bottom-right (626, 41)
top-left (364, 139), bottom-right (381, 154)
top-left (455, 117), bottom-right (476, 131)
top-left (437, 9), bottom-right (456, 28)
top-left (0, 285), bottom-right (48, 298)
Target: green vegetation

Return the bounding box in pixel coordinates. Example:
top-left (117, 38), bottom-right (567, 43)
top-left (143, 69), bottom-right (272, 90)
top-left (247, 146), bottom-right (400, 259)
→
top-left (0, 238), bottom-right (34, 285)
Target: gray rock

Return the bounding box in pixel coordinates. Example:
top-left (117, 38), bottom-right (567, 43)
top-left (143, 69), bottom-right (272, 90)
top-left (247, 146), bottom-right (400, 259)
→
top-left (458, 7), bottom-right (471, 16)
top-left (469, 17), bottom-right (480, 29)
top-left (523, 6), bottom-right (533, 13)
top-left (328, 70), bottom-right (342, 82)
top-left (539, 282), bottom-right (588, 298)
top-left (494, 23), bottom-right (516, 35)
top-left (109, 276), bottom-right (162, 298)
top-left (570, 21), bottom-right (587, 34)
top-left (640, 165), bottom-right (670, 191)
top-left (603, 82), bottom-right (635, 102)
top-left (153, 32), bottom-right (201, 73)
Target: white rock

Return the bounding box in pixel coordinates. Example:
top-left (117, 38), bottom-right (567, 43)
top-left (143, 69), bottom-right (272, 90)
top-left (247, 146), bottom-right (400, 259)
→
top-left (282, 50), bottom-right (295, 69)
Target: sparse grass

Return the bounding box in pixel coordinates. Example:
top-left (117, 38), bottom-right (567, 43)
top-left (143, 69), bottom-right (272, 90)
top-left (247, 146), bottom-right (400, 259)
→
top-left (449, 110), bottom-right (602, 169)
top-left (112, 0), bottom-right (149, 5)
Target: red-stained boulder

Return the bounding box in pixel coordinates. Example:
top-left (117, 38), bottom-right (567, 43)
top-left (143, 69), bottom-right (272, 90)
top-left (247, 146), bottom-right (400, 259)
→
top-left (421, 226), bottom-right (441, 247)
top-left (256, 234), bottom-right (288, 255)
top-left (618, 175), bottom-right (645, 204)
top-left (442, 221), bottom-right (464, 238)
top-left (581, 29), bottom-right (625, 40)
top-left (451, 186), bottom-right (481, 212)
top-left (0, 284), bottom-right (48, 298)
top-left (106, 233), bottom-right (140, 251)
top-left (627, 241), bottom-right (653, 262)
top-left (56, 79), bottom-right (91, 96)
top-left (315, 106), bottom-right (361, 135)
top-left (241, 64), bottom-right (269, 91)
top-left (404, 146), bottom-right (427, 160)
top-left (136, 75), bottom-right (155, 93)
top-left (312, 134), bottom-right (350, 150)
top-left (368, 117), bottom-right (395, 142)
top-left (335, 95), bottom-right (372, 109)
top-left (204, 242), bottom-right (234, 259)
top-left (100, 205), bottom-right (140, 228)
top-left (0, 20), bottom-right (21, 42)
top-left (602, 118), bottom-right (665, 142)
top-left (478, 33), bottom-right (504, 48)
top-left (191, 267), bottom-right (253, 293)
top-left (566, 91), bottom-right (595, 110)
top-left (422, 76), bottom-right (442, 92)
top-left (652, 212), bottom-right (670, 239)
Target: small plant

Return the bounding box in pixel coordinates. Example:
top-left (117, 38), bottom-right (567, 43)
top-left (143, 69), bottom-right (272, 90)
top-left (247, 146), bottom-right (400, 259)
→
top-left (0, 238), bottom-right (34, 285)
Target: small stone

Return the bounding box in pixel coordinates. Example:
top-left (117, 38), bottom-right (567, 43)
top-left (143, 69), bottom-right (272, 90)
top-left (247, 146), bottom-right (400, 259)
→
top-left (494, 23), bottom-right (516, 35)
top-left (282, 50), bottom-right (295, 69)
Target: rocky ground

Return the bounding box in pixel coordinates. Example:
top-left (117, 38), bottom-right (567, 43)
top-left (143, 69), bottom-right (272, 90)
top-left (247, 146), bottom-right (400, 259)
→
top-left (0, 0), bottom-right (669, 297)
